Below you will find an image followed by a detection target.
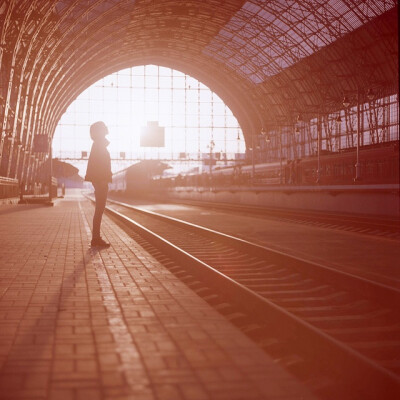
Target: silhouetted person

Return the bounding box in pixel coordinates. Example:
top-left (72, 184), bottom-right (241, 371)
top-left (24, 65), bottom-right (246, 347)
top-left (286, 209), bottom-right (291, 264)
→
top-left (85, 121), bottom-right (112, 248)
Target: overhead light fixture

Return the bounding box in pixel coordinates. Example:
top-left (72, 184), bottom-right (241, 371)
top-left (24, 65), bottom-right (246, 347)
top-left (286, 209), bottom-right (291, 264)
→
top-left (260, 127), bottom-right (266, 136)
top-left (295, 126), bottom-right (300, 134)
top-left (367, 88), bottom-right (374, 101)
top-left (342, 96), bottom-right (350, 108)
top-left (336, 114), bottom-right (342, 123)
top-left (265, 135), bottom-right (271, 143)
top-left (297, 114), bottom-right (303, 122)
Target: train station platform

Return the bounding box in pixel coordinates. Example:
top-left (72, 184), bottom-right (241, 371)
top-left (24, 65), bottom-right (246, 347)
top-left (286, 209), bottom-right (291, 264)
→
top-left (0, 192), bottom-right (316, 400)
top-left (167, 184), bottom-right (400, 217)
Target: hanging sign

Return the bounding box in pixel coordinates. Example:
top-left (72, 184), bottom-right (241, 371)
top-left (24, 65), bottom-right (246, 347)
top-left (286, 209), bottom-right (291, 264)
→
top-left (140, 121), bottom-right (165, 147)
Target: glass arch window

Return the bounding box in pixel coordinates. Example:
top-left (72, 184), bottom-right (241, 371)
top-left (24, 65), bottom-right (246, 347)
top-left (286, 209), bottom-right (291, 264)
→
top-left (53, 65), bottom-right (245, 175)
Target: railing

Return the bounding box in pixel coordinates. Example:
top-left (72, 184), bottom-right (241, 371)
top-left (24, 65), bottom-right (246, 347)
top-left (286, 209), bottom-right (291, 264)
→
top-left (0, 177), bottom-right (19, 199)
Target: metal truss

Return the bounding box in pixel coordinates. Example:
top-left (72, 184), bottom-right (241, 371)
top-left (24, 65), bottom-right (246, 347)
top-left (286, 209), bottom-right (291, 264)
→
top-left (0, 0), bottom-right (398, 187)
top-left (53, 65), bottom-right (244, 165)
top-left (204, 0), bottom-right (397, 82)
top-left (257, 93), bottom-right (399, 163)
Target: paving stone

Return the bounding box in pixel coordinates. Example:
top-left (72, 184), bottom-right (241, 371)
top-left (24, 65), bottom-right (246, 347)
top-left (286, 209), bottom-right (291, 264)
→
top-left (0, 193), bottom-right (317, 400)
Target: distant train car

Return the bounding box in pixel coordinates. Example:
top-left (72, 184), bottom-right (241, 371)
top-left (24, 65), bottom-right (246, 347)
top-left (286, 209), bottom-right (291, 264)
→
top-left (110, 160), bottom-right (170, 195)
top-left (300, 142), bottom-right (399, 185)
top-left (249, 162), bottom-right (286, 185)
top-left (209, 162), bottom-right (287, 186)
top-left (110, 168), bottom-right (127, 192)
top-left (166, 161), bottom-right (288, 187)
top-left (155, 141), bottom-right (398, 189)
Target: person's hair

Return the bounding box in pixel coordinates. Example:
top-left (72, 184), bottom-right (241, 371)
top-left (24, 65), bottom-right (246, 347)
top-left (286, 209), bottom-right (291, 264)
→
top-left (90, 121), bottom-right (107, 140)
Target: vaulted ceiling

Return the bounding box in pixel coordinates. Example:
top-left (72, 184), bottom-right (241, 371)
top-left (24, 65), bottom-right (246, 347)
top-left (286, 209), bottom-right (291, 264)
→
top-left (0, 0), bottom-right (398, 155)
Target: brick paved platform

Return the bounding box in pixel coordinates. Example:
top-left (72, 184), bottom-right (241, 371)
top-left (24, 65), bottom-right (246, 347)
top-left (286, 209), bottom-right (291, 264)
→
top-left (0, 192), bottom-right (316, 400)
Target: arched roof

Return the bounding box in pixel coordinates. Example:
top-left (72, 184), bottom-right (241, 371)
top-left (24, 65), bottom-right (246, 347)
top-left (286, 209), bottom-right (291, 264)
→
top-left (0, 0), bottom-right (398, 148)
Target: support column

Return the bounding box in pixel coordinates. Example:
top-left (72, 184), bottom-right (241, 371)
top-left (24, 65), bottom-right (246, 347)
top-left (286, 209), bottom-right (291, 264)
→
top-left (355, 88), bottom-right (361, 181)
top-left (317, 113), bottom-right (321, 183)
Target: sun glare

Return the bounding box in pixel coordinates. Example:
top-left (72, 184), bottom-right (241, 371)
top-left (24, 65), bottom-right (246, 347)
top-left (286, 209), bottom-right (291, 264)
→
top-left (53, 65), bottom-right (245, 176)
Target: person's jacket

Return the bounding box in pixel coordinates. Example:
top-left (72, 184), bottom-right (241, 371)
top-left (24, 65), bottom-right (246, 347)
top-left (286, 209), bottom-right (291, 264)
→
top-left (85, 138), bottom-right (112, 183)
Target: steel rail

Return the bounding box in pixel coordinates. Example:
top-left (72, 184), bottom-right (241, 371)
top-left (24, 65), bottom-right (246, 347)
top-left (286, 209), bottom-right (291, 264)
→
top-left (105, 197), bottom-right (400, 307)
top-left (157, 197), bottom-right (400, 235)
top-left (86, 195), bottom-right (400, 399)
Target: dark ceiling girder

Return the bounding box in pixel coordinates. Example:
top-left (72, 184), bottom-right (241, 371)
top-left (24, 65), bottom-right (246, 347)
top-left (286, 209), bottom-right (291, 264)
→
top-left (47, 4), bottom-right (398, 146)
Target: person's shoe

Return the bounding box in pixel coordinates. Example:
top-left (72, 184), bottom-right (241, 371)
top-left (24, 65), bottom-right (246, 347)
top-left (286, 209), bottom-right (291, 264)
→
top-left (91, 238), bottom-right (110, 248)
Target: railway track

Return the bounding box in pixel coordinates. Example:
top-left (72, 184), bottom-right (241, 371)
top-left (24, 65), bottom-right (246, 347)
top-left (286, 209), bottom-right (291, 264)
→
top-left (88, 196), bottom-right (400, 399)
top-left (157, 198), bottom-right (400, 240)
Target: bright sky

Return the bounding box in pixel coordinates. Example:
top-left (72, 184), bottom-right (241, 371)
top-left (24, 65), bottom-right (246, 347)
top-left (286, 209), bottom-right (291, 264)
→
top-left (53, 65), bottom-right (245, 176)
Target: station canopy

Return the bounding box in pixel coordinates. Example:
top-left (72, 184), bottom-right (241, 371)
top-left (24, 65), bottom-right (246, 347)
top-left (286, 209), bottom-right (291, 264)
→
top-left (0, 0), bottom-right (398, 142)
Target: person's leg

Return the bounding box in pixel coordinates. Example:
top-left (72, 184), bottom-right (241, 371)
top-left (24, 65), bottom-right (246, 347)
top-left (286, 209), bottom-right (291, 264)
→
top-left (92, 182), bottom-right (108, 240)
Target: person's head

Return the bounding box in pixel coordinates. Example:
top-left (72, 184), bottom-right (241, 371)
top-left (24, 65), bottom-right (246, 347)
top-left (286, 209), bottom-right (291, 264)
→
top-left (90, 121), bottom-right (108, 141)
